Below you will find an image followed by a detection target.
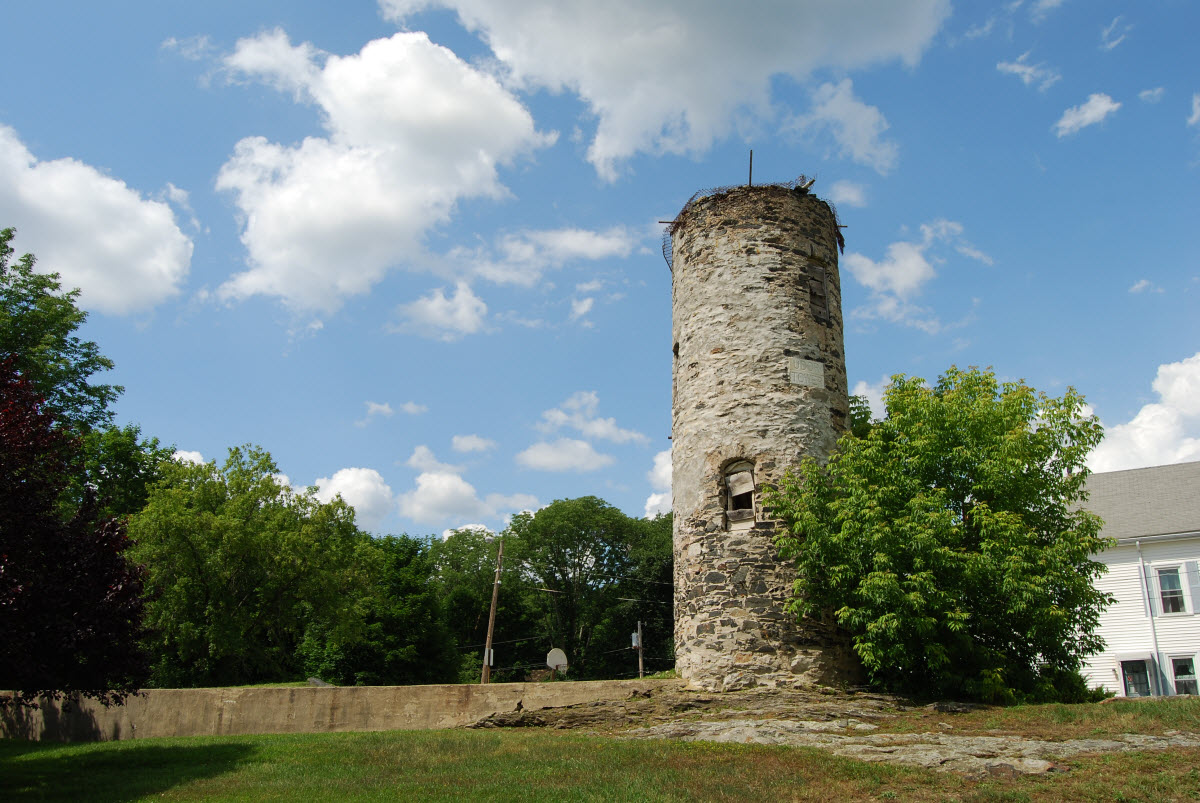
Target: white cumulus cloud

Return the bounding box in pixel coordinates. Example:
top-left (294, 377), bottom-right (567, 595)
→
top-left (829, 180), bottom-right (867, 208)
top-left (1054, 93), bottom-right (1121, 138)
top-left (215, 29), bottom-right (553, 312)
top-left (644, 447), bottom-right (672, 518)
top-left (379, 0), bottom-right (949, 179)
top-left (536, 391), bottom-right (647, 444)
top-left (172, 450), bottom-right (206, 465)
top-left (398, 469), bottom-right (536, 525)
top-left (314, 467), bottom-right (395, 532)
top-left (393, 281), bottom-right (488, 340)
top-left (1089, 352), bottom-right (1200, 472)
top-left (516, 438), bottom-right (615, 472)
top-left (0, 126), bottom-right (192, 315)
top-left (406, 445), bottom-right (461, 474)
top-left (851, 377), bottom-right (890, 421)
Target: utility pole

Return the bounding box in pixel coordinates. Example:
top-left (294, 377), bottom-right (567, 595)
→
top-left (481, 538), bottom-right (504, 684)
top-left (636, 620), bottom-right (644, 678)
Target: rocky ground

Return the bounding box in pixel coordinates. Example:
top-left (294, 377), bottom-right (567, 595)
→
top-left (467, 683), bottom-right (1200, 779)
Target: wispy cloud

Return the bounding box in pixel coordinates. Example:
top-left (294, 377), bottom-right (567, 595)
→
top-left (1100, 16), bottom-right (1132, 50)
top-left (391, 282), bottom-right (489, 341)
top-left (996, 51), bottom-right (1060, 91)
top-left (844, 219), bottom-right (991, 333)
top-left (790, 79), bottom-right (899, 174)
top-left (355, 400), bottom-right (394, 427)
top-left (1030, 0), bottom-right (1066, 24)
top-left (1054, 93), bottom-right (1121, 137)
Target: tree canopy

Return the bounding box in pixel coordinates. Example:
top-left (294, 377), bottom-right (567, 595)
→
top-left (766, 366), bottom-right (1111, 703)
top-left (0, 228), bottom-right (120, 431)
top-left (128, 446), bottom-right (377, 687)
top-left (0, 361), bottom-right (147, 706)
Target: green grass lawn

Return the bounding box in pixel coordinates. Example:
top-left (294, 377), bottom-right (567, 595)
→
top-left (2, 725), bottom-right (1199, 802)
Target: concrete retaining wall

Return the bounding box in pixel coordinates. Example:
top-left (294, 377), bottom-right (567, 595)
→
top-left (2, 679), bottom-right (680, 742)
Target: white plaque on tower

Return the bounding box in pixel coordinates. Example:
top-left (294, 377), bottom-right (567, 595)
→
top-left (788, 357), bottom-right (824, 388)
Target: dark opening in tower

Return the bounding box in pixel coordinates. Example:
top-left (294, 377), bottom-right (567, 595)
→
top-left (724, 460), bottom-right (756, 529)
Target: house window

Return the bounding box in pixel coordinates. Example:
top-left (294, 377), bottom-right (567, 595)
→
top-left (1121, 660), bottom-right (1152, 697)
top-left (1173, 657), bottom-right (1198, 696)
top-left (1158, 567), bottom-right (1186, 614)
top-left (724, 461), bottom-right (756, 529)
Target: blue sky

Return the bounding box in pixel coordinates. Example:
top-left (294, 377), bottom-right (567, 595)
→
top-left (3, 0), bottom-right (1198, 536)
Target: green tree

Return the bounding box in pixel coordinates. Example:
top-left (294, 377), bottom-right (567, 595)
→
top-left (299, 535), bottom-right (460, 686)
top-left (582, 512), bottom-right (675, 679)
top-left (0, 228), bottom-right (121, 431)
top-left (505, 497), bottom-right (648, 678)
top-left (766, 366), bottom-right (1111, 703)
top-left (429, 527), bottom-right (541, 682)
top-left (61, 424), bottom-right (175, 522)
top-left (0, 361), bottom-right (147, 706)
top-left (128, 446), bottom-right (374, 687)
top-left (847, 393), bottom-right (874, 440)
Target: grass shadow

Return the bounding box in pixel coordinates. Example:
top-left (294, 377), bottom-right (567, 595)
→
top-left (0, 739), bottom-right (255, 802)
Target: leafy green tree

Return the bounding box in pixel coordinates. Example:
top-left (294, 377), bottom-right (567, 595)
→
top-left (61, 424), bottom-right (175, 522)
top-left (581, 512), bottom-right (675, 679)
top-left (847, 393), bottom-right (874, 440)
top-left (0, 228), bottom-right (121, 431)
top-left (128, 446), bottom-right (374, 687)
top-left (766, 366), bottom-right (1111, 703)
top-left (429, 527), bottom-right (541, 682)
top-left (299, 535), bottom-right (460, 685)
top-left (0, 361), bottom-right (147, 706)
top-left (505, 497), bottom-right (649, 678)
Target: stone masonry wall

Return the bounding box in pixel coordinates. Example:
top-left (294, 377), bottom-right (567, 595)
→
top-left (670, 184), bottom-right (859, 691)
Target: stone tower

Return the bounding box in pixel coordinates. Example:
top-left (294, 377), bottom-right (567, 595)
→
top-left (669, 182), bottom-right (859, 691)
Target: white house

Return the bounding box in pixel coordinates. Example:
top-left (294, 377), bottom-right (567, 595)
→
top-left (1081, 461), bottom-right (1200, 697)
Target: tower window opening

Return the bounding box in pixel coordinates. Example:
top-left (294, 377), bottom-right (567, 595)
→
top-left (724, 461), bottom-right (756, 528)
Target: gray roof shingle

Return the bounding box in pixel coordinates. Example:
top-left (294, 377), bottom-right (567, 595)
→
top-left (1083, 461), bottom-right (1200, 540)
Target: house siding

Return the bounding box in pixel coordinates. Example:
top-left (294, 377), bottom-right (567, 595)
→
top-left (1081, 461), bottom-right (1200, 698)
top-left (1083, 536), bottom-right (1200, 696)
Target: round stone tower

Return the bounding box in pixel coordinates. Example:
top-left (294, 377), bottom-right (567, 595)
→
top-left (669, 182), bottom-right (859, 691)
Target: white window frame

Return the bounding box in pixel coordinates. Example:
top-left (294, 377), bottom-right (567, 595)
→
top-left (1155, 565), bottom-right (1189, 615)
top-left (1170, 655), bottom-right (1198, 696)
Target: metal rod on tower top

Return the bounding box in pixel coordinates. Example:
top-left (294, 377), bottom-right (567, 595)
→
top-left (481, 538), bottom-right (503, 684)
top-left (748, 150), bottom-right (753, 186)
